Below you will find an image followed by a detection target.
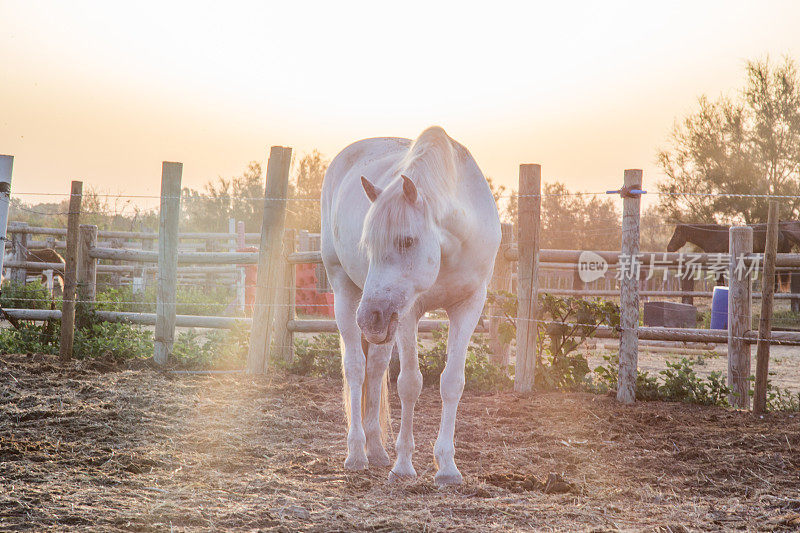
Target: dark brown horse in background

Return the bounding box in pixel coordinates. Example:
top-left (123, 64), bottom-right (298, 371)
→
top-left (3, 247), bottom-right (65, 296)
top-left (667, 222), bottom-right (800, 310)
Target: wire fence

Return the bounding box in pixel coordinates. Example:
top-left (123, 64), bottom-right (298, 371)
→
top-left (4, 182), bottom-right (800, 355)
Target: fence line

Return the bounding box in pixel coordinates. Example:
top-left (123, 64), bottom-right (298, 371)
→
top-left (2, 152), bottom-right (800, 412)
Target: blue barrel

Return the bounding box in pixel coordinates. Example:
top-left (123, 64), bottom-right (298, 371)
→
top-left (710, 286), bottom-right (729, 330)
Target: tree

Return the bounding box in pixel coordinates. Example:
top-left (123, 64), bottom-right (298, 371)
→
top-left (286, 150), bottom-right (329, 232)
top-left (9, 188), bottom-right (153, 232)
top-left (485, 177), bottom-right (518, 224)
top-left (181, 162), bottom-right (265, 233)
top-left (658, 57), bottom-right (800, 224)
top-left (640, 205), bottom-right (674, 252)
top-left (540, 182), bottom-right (620, 250)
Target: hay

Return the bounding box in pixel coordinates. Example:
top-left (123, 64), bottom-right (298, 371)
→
top-left (1, 353), bottom-right (798, 531)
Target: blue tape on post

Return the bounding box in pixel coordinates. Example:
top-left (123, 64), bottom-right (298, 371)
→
top-left (606, 189), bottom-right (647, 195)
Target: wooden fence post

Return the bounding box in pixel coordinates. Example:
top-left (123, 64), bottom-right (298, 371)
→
top-left (154, 162), bottom-right (183, 366)
top-left (236, 220), bottom-right (246, 312)
top-left (139, 221), bottom-right (153, 294)
top-left (0, 155), bottom-right (12, 278)
top-left (204, 238), bottom-right (215, 287)
top-left (110, 238), bottom-right (123, 288)
top-left (489, 222), bottom-right (513, 366)
top-left (44, 270), bottom-right (54, 293)
top-left (246, 146), bottom-right (292, 374)
top-left (680, 277), bottom-right (694, 306)
top-left (514, 164), bottom-right (540, 393)
top-left (77, 224), bottom-right (98, 326)
top-left (617, 169), bottom-right (643, 405)
top-left (728, 225), bottom-right (753, 409)
top-left (273, 229), bottom-right (296, 362)
top-left (59, 180), bottom-right (83, 361)
top-left (791, 273), bottom-right (800, 313)
top-left (237, 221), bottom-right (246, 249)
top-left (753, 201), bottom-right (779, 416)
top-left (228, 218), bottom-right (236, 251)
top-left (11, 222), bottom-right (29, 283)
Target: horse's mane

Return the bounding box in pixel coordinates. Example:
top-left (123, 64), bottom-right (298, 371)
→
top-left (360, 127), bottom-right (461, 257)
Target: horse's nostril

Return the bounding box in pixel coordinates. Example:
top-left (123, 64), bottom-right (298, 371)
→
top-left (371, 310), bottom-right (382, 327)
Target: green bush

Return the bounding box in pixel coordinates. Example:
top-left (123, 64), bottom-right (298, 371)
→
top-left (761, 383), bottom-right (800, 412)
top-left (285, 333), bottom-right (341, 377)
top-left (488, 291), bottom-right (621, 392)
top-left (418, 328), bottom-right (512, 392)
top-left (594, 354), bottom-right (730, 406)
top-left (172, 325), bottom-right (250, 369)
top-left (1, 280), bottom-right (55, 310)
top-left (73, 322), bottom-right (154, 360)
top-left (0, 321), bottom-right (58, 354)
top-left (283, 330), bottom-right (513, 392)
top-left (659, 358), bottom-right (730, 406)
top-left (593, 352), bottom-right (660, 400)
top-left (95, 284), bottom-right (234, 316)
top-left (463, 337), bottom-right (514, 392)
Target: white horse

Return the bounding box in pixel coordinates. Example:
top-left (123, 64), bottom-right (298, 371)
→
top-left (320, 126), bottom-right (501, 485)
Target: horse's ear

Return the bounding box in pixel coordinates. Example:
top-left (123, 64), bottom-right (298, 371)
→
top-left (401, 175), bottom-right (418, 204)
top-left (361, 176), bottom-right (382, 203)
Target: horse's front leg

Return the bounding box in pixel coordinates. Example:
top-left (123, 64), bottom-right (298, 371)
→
top-left (330, 271), bottom-right (369, 471)
top-left (434, 288), bottom-right (487, 486)
top-left (363, 339), bottom-right (392, 467)
top-left (389, 313), bottom-right (422, 481)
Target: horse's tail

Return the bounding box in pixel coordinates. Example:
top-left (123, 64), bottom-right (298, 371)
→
top-left (341, 335), bottom-right (391, 446)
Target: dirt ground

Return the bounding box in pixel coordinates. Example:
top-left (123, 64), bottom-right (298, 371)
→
top-left (2, 353), bottom-right (800, 532)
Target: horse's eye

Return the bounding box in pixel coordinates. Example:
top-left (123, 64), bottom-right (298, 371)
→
top-left (397, 236), bottom-right (415, 252)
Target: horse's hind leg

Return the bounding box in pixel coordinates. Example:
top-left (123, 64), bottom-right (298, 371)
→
top-left (389, 313), bottom-right (422, 481)
top-left (330, 269), bottom-right (369, 471)
top-left (434, 288), bottom-right (486, 486)
top-left (362, 338), bottom-right (392, 467)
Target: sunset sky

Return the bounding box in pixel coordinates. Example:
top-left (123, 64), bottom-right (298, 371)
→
top-left (2, 1), bottom-right (800, 210)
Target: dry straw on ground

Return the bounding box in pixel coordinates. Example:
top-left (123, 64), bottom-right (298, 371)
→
top-left (1, 353), bottom-right (799, 531)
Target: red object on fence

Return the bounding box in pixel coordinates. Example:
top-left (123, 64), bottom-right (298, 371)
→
top-left (238, 246), bottom-right (258, 316)
top-left (295, 263), bottom-right (335, 317)
top-left (238, 248), bottom-right (334, 317)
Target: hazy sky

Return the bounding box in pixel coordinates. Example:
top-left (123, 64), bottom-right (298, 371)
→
top-left (2, 0), bottom-right (800, 209)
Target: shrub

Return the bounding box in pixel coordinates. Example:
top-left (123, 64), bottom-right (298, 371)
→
top-left (463, 337), bottom-right (514, 391)
top-left (172, 325), bottom-right (250, 369)
top-left (763, 384), bottom-right (800, 412)
top-left (283, 329), bottom-right (513, 392)
top-left (285, 334), bottom-right (341, 377)
top-left (594, 354), bottom-right (730, 406)
top-left (0, 321), bottom-right (58, 355)
top-left (1, 280), bottom-right (54, 310)
top-left (418, 328), bottom-right (512, 392)
top-left (593, 352), bottom-right (660, 400)
top-left (73, 322), bottom-right (154, 360)
top-left (94, 284), bottom-right (234, 316)
top-left (659, 358), bottom-right (730, 406)
top-left (488, 291), bottom-right (620, 392)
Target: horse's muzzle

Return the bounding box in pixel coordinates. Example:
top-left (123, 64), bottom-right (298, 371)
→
top-left (357, 308), bottom-right (399, 345)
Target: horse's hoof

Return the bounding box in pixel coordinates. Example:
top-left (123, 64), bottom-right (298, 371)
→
top-left (434, 471), bottom-right (463, 486)
top-left (367, 450), bottom-right (391, 468)
top-left (388, 469), bottom-right (417, 483)
top-left (344, 455), bottom-right (369, 471)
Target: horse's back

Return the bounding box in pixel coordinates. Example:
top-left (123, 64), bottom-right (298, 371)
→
top-left (323, 137), bottom-right (411, 196)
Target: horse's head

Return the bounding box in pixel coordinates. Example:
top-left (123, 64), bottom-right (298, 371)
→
top-left (666, 225), bottom-right (687, 252)
top-left (356, 175), bottom-right (441, 344)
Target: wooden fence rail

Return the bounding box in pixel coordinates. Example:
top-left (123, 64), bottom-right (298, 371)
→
top-left (4, 150), bottom-right (800, 411)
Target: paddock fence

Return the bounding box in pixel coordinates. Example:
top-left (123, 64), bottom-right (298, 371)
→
top-left (1, 150), bottom-right (799, 411)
